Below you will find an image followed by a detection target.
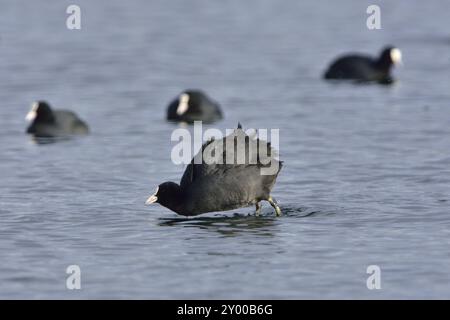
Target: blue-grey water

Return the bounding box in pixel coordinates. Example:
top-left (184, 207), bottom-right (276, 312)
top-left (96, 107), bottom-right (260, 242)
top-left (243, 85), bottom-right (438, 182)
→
top-left (1, 0), bottom-right (449, 299)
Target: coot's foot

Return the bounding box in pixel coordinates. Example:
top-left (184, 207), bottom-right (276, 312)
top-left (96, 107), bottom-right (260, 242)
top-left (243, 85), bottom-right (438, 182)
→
top-left (255, 202), bottom-right (262, 216)
top-left (268, 197), bottom-right (281, 216)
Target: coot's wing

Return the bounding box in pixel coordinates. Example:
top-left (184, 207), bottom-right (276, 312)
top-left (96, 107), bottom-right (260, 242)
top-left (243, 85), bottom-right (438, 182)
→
top-left (55, 110), bottom-right (89, 134)
top-left (325, 55), bottom-right (375, 79)
top-left (180, 127), bottom-right (280, 188)
top-left (180, 138), bottom-right (217, 188)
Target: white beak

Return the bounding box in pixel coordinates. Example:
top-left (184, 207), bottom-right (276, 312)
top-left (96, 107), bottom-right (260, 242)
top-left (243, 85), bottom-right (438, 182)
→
top-left (145, 194), bottom-right (158, 205)
top-left (26, 102), bottom-right (39, 122)
top-left (25, 110), bottom-right (37, 122)
top-left (390, 48), bottom-right (403, 66)
top-left (176, 93), bottom-right (190, 115)
top-left (145, 187), bottom-right (159, 205)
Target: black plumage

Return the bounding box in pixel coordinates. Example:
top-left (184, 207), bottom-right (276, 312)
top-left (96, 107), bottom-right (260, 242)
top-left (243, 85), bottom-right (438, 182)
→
top-left (323, 46), bottom-right (402, 83)
top-left (167, 90), bottom-right (222, 123)
top-left (146, 124), bottom-right (282, 216)
top-left (25, 101), bottom-right (89, 138)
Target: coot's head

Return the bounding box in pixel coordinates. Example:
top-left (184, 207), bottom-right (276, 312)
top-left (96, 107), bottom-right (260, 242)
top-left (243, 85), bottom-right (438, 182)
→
top-left (378, 46), bottom-right (402, 69)
top-left (26, 101), bottom-right (55, 123)
top-left (145, 182), bottom-right (182, 208)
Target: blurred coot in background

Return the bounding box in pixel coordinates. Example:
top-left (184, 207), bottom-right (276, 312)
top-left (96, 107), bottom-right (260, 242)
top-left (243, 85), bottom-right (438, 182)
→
top-left (323, 46), bottom-right (402, 84)
top-left (25, 100), bottom-right (89, 138)
top-left (166, 89), bottom-right (223, 123)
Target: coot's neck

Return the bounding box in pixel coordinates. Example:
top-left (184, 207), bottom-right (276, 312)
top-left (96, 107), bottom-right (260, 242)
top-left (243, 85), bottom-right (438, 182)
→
top-left (375, 54), bottom-right (393, 73)
top-left (160, 184), bottom-right (187, 215)
top-left (37, 111), bottom-right (56, 124)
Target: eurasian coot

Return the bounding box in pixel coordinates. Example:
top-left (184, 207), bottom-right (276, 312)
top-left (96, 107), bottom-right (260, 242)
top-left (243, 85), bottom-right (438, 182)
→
top-left (167, 90), bottom-right (222, 123)
top-left (323, 46), bottom-right (402, 83)
top-left (146, 124), bottom-right (282, 216)
top-left (25, 101), bottom-right (89, 137)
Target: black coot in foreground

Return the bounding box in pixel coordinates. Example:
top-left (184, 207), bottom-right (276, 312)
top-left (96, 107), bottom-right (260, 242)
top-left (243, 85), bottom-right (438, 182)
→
top-left (323, 46), bottom-right (402, 83)
top-left (26, 101), bottom-right (89, 138)
top-left (146, 124), bottom-right (282, 216)
top-left (167, 90), bottom-right (222, 123)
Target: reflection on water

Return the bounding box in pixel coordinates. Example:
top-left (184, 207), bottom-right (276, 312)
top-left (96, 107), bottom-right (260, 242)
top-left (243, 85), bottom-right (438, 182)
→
top-left (278, 206), bottom-right (326, 218)
top-left (159, 213), bottom-right (277, 237)
top-left (158, 207), bottom-right (325, 237)
top-left (29, 136), bottom-right (73, 145)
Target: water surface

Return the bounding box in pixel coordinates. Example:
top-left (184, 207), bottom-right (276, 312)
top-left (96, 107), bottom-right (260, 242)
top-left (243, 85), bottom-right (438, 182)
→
top-left (0, 0), bottom-right (449, 299)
